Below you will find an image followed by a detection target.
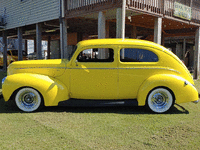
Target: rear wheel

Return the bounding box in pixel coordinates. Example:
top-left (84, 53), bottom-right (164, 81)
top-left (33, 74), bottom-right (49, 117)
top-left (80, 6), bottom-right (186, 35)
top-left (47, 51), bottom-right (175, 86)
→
top-left (15, 88), bottom-right (43, 112)
top-left (146, 88), bottom-right (174, 113)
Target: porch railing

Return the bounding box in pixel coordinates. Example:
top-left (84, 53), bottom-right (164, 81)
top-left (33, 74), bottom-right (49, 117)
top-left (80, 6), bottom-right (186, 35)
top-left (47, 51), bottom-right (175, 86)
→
top-left (66, 0), bottom-right (117, 11)
top-left (127, 0), bottom-right (162, 14)
top-left (192, 7), bottom-right (200, 22)
top-left (66, 0), bottom-right (200, 22)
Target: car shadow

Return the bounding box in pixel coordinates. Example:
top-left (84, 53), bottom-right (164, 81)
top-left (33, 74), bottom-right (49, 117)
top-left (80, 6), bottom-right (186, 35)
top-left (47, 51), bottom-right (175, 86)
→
top-left (41, 103), bottom-right (189, 115)
top-left (0, 98), bottom-right (189, 114)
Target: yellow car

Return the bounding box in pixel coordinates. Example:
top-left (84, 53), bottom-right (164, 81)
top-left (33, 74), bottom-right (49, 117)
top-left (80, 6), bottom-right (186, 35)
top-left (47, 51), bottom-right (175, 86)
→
top-left (0, 49), bottom-right (27, 67)
top-left (2, 39), bottom-right (199, 113)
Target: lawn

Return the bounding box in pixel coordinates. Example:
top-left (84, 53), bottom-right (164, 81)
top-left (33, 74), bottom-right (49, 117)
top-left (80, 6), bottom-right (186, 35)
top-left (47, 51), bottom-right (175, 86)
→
top-left (0, 71), bottom-right (200, 150)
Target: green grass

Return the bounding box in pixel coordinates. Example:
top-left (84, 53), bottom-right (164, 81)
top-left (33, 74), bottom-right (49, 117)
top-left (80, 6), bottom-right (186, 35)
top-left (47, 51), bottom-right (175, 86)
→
top-left (0, 72), bottom-right (200, 149)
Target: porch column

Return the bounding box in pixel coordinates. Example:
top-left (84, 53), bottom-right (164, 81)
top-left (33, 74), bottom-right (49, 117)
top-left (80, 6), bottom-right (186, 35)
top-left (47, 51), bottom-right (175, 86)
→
top-left (98, 11), bottom-right (107, 59)
top-left (183, 38), bottom-right (186, 62)
top-left (18, 27), bottom-right (23, 61)
top-left (162, 32), bottom-right (165, 46)
top-left (47, 36), bottom-right (51, 59)
top-left (176, 43), bottom-right (182, 59)
top-left (25, 40), bottom-right (28, 55)
top-left (98, 11), bottom-right (106, 39)
top-left (34, 37), bottom-right (36, 53)
top-left (194, 27), bottom-right (200, 79)
top-left (116, 6), bottom-right (126, 58)
top-left (2, 30), bottom-right (7, 72)
top-left (106, 21), bottom-right (110, 38)
top-left (36, 23), bottom-right (42, 59)
top-left (116, 8), bottom-right (125, 38)
top-left (60, 18), bottom-right (68, 59)
top-left (131, 26), bottom-right (137, 39)
top-left (154, 17), bottom-right (162, 45)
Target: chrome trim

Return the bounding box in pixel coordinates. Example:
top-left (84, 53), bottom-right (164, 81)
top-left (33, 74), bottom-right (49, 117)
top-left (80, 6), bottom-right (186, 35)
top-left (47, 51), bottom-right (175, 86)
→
top-left (192, 100), bottom-right (199, 104)
top-left (70, 67), bottom-right (180, 73)
top-left (14, 67), bottom-right (180, 74)
top-left (14, 67), bottom-right (66, 70)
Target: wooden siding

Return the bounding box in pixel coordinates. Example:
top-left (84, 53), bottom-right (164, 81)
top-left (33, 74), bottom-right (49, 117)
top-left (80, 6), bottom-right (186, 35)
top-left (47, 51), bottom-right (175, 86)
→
top-left (0, 0), bottom-right (60, 30)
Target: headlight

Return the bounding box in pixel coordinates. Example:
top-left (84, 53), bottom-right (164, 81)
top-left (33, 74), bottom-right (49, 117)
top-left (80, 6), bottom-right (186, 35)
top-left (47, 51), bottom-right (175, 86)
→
top-left (2, 77), bottom-right (7, 84)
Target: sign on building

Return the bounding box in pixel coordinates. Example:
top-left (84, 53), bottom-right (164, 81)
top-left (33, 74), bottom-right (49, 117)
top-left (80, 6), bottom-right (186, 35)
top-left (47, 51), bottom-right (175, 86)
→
top-left (174, 2), bottom-right (192, 20)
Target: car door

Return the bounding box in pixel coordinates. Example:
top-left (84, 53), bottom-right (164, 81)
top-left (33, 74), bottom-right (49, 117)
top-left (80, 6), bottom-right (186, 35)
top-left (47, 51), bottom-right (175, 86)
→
top-left (118, 46), bottom-right (159, 99)
top-left (70, 47), bottom-right (118, 99)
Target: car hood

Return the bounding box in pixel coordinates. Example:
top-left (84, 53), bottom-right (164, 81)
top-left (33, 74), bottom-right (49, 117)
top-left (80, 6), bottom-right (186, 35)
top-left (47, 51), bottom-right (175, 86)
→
top-left (8, 59), bottom-right (68, 77)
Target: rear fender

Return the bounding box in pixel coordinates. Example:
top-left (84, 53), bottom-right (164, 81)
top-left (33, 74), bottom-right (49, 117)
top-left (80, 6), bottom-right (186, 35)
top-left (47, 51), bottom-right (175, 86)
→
top-left (2, 73), bottom-right (69, 106)
top-left (137, 74), bottom-right (199, 106)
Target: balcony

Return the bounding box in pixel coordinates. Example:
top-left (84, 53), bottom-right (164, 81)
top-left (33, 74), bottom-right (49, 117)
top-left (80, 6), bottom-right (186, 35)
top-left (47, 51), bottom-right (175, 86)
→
top-left (66, 0), bottom-right (121, 18)
top-left (66, 0), bottom-right (200, 23)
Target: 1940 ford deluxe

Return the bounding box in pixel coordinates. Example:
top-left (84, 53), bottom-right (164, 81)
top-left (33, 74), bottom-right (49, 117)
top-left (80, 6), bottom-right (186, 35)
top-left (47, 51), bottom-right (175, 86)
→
top-left (2, 39), bottom-right (199, 113)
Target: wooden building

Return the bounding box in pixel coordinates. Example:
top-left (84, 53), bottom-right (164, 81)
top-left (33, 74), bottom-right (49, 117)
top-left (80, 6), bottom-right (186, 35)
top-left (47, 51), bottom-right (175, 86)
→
top-left (0, 0), bottom-right (200, 78)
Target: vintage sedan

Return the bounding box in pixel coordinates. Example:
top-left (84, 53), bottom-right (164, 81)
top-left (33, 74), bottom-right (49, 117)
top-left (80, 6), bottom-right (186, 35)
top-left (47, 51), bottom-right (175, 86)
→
top-left (2, 39), bottom-right (199, 113)
top-left (0, 49), bottom-right (27, 67)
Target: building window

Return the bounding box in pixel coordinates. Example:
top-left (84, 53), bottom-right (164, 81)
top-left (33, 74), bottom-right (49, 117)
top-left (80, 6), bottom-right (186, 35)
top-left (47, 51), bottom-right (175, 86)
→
top-left (120, 48), bottom-right (158, 62)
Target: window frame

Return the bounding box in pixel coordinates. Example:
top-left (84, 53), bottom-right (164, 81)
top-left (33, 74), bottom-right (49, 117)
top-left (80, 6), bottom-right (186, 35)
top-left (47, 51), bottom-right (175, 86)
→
top-left (119, 47), bottom-right (159, 64)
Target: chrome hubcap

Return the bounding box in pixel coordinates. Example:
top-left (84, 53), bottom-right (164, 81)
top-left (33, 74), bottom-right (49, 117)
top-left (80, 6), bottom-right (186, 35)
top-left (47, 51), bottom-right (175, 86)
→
top-left (20, 92), bottom-right (37, 108)
top-left (23, 93), bottom-right (36, 104)
top-left (151, 92), bottom-right (169, 109)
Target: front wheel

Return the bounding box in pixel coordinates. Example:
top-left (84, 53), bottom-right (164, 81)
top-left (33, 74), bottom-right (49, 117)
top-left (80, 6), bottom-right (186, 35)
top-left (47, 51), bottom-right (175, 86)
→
top-left (15, 88), bottom-right (43, 112)
top-left (146, 88), bottom-right (174, 113)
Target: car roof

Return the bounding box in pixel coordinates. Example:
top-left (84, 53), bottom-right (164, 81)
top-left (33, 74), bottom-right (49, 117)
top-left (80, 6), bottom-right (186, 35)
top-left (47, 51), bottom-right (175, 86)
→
top-left (77, 38), bottom-right (185, 67)
top-left (78, 39), bottom-right (166, 51)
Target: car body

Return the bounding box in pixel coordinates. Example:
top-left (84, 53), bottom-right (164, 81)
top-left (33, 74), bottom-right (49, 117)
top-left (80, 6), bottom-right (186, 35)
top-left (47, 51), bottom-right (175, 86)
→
top-left (0, 49), bottom-right (27, 67)
top-left (2, 39), bottom-right (199, 113)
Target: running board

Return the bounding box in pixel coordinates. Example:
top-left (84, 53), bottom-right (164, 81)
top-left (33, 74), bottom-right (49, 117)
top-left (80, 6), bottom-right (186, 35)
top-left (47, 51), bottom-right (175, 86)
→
top-left (58, 99), bottom-right (138, 107)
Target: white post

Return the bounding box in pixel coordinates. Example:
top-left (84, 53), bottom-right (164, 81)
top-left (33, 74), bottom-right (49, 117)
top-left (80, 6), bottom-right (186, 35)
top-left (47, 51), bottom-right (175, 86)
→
top-left (98, 11), bottom-right (106, 39)
top-left (122, 0), bottom-right (126, 40)
top-left (116, 8), bottom-right (122, 38)
top-left (98, 11), bottom-right (106, 59)
top-left (116, 0), bottom-right (126, 58)
top-left (154, 17), bottom-right (162, 45)
top-left (60, 0), bottom-right (68, 59)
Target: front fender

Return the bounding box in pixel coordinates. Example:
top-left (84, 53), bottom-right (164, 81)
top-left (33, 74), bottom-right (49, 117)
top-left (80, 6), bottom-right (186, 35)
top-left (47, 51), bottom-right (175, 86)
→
top-left (2, 73), bottom-right (69, 106)
top-left (137, 74), bottom-right (199, 106)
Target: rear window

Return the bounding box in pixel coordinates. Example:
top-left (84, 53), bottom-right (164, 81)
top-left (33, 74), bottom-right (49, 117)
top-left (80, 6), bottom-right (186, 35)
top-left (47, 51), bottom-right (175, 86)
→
top-left (120, 48), bottom-right (158, 62)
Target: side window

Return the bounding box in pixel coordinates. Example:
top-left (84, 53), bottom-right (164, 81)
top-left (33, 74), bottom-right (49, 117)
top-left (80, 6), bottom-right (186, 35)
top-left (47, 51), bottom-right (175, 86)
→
top-left (120, 48), bottom-right (158, 62)
top-left (77, 48), bottom-right (114, 62)
top-left (7, 51), bottom-right (11, 55)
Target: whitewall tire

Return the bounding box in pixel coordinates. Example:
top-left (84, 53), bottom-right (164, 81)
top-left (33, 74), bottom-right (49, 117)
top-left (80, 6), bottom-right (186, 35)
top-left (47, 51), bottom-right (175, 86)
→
top-left (147, 88), bottom-right (174, 113)
top-left (15, 88), bottom-right (42, 112)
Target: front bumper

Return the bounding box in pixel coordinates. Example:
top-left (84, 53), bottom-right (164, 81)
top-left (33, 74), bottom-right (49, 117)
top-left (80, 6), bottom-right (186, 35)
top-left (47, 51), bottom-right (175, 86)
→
top-left (192, 94), bottom-right (200, 104)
